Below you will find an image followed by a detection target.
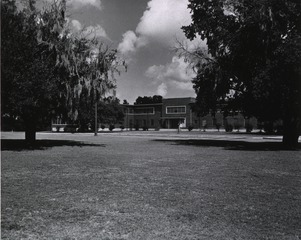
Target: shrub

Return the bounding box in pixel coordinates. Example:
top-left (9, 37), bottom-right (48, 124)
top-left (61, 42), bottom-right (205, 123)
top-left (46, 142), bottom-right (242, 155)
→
top-left (134, 124), bottom-right (139, 131)
top-left (101, 124), bottom-right (105, 130)
top-left (234, 122), bottom-right (242, 132)
top-left (188, 125), bottom-right (194, 131)
top-left (143, 126), bottom-right (148, 131)
top-left (225, 124), bottom-right (233, 132)
top-left (120, 125), bottom-right (125, 131)
top-left (275, 124), bottom-right (283, 134)
top-left (245, 122), bottom-right (253, 133)
top-left (257, 122), bottom-right (264, 133)
top-left (109, 124), bottom-right (115, 131)
top-left (64, 124), bottom-right (77, 133)
top-left (263, 122), bottom-right (274, 134)
top-left (215, 123), bottom-right (221, 132)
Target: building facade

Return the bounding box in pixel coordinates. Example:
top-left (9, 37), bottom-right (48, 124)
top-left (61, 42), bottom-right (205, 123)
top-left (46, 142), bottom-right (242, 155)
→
top-left (122, 97), bottom-right (257, 130)
top-left (51, 97), bottom-right (257, 131)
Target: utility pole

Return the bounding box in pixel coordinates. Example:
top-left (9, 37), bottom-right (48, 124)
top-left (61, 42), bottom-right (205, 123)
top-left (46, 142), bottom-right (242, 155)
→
top-left (94, 101), bottom-right (98, 136)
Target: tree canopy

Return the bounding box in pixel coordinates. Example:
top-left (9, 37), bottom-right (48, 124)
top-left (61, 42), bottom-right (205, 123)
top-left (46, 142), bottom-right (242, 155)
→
top-left (2, 0), bottom-right (63, 140)
top-left (76, 94), bottom-right (124, 132)
top-left (1, 0), bottom-right (125, 141)
top-left (180, 0), bottom-right (301, 147)
top-left (134, 95), bottom-right (163, 105)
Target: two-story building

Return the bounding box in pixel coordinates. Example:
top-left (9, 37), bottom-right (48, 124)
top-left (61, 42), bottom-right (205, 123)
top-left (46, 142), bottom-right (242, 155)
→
top-left (122, 97), bottom-right (201, 130)
top-left (122, 97), bottom-right (257, 130)
top-left (160, 97), bottom-right (196, 129)
top-left (52, 96), bottom-right (257, 131)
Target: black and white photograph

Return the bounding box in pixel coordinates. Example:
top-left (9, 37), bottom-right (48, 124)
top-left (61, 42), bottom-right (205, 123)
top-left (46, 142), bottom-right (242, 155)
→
top-left (1, 0), bottom-right (301, 239)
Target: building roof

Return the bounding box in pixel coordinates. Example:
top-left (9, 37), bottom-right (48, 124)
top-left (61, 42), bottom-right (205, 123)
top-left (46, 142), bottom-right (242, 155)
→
top-left (123, 97), bottom-right (196, 107)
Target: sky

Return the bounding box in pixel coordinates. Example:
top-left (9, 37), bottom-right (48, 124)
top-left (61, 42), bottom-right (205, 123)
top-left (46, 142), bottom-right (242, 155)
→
top-left (57, 0), bottom-right (205, 103)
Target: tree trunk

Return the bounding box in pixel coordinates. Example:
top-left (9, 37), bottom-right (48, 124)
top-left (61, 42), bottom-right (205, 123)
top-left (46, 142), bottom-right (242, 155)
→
top-left (25, 121), bottom-right (36, 143)
top-left (282, 118), bottom-right (300, 148)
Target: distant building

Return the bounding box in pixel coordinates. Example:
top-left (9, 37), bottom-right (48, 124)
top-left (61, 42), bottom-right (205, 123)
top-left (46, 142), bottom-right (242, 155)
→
top-left (122, 97), bottom-right (257, 130)
top-left (51, 96), bottom-right (257, 132)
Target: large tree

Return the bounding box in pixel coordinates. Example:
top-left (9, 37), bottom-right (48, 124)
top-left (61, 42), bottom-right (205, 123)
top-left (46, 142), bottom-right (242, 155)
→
top-left (1, 1), bottom-right (63, 141)
top-left (181, 0), bottom-right (301, 147)
top-left (1, 0), bottom-right (125, 141)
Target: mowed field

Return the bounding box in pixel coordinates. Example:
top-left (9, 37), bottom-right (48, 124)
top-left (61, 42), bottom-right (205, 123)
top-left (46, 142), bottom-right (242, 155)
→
top-left (1, 132), bottom-right (301, 239)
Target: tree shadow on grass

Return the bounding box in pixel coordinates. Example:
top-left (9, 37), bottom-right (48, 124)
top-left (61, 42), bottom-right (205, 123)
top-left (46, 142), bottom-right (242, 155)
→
top-left (155, 139), bottom-right (301, 151)
top-left (1, 139), bottom-right (105, 151)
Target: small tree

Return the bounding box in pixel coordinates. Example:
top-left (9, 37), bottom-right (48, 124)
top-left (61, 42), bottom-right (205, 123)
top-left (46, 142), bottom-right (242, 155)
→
top-left (97, 97), bottom-right (125, 126)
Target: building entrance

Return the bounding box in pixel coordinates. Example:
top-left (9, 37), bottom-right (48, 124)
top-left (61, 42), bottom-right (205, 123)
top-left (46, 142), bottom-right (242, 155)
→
top-left (162, 118), bottom-right (185, 129)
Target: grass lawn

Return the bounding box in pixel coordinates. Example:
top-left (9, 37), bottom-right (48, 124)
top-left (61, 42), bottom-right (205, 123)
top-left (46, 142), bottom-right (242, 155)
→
top-left (1, 132), bottom-right (301, 239)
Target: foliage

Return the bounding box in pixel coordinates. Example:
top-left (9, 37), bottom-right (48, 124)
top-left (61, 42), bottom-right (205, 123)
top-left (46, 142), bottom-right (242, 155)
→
top-left (245, 122), bottom-right (254, 133)
top-left (36, 0), bottom-right (126, 121)
top-left (234, 122), bottom-right (242, 132)
top-left (109, 124), bottom-right (115, 131)
top-left (180, 0), bottom-right (301, 146)
top-left (1, 0), bottom-right (125, 141)
top-left (64, 124), bottom-right (77, 133)
top-left (188, 125), bottom-right (194, 131)
top-left (215, 123), bottom-right (221, 132)
top-left (225, 124), bottom-right (233, 133)
top-left (73, 95), bottom-right (124, 132)
top-left (1, 0), bottom-right (64, 141)
top-left (134, 95), bottom-right (162, 105)
top-left (98, 97), bottom-right (125, 125)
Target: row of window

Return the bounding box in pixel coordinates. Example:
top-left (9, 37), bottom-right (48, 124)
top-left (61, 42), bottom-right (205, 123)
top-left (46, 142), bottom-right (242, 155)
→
top-left (126, 107), bottom-right (155, 115)
top-left (129, 119), bottom-right (155, 126)
top-left (166, 106), bottom-right (186, 114)
top-left (125, 106), bottom-right (187, 115)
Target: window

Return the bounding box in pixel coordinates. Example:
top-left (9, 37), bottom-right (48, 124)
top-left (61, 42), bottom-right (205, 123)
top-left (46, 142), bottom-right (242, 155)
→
top-left (128, 107), bottom-right (154, 115)
top-left (135, 108), bottom-right (153, 114)
top-left (166, 106), bottom-right (186, 114)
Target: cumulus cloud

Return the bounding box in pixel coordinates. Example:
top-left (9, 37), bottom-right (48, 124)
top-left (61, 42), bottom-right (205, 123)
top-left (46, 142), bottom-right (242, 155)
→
top-left (157, 83), bottom-right (167, 96)
top-left (145, 56), bottom-right (196, 90)
top-left (117, 31), bottom-right (147, 55)
top-left (117, 0), bottom-right (205, 58)
top-left (136, 0), bottom-right (191, 45)
top-left (145, 64), bottom-right (165, 81)
top-left (67, 0), bottom-right (102, 10)
top-left (171, 80), bottom-right (193, 90)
